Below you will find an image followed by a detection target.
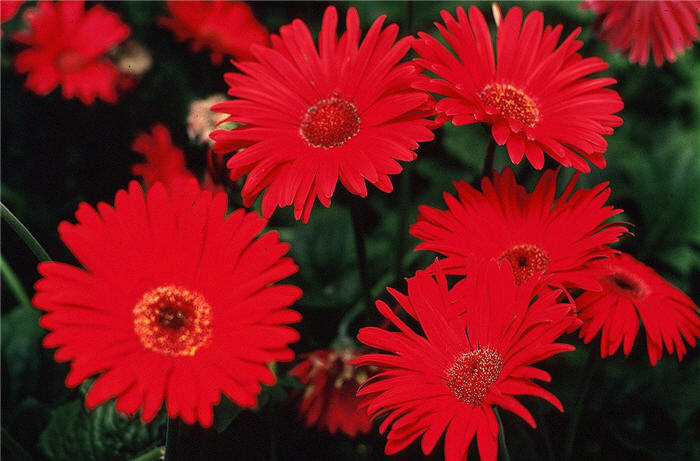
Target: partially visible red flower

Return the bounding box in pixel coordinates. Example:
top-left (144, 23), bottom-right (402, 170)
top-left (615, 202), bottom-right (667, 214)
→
top-left (160, 1), bottom-right (268, 64)
top-left (410, 168), bottom-right (627, 294)
top-left (1, 0), bottom-right (23, 24)
top-left (289, 348), bottom-right (372, 437)
top-left (13, 1), bottom-right (130, 104)
top-left (413, 6), bottom-right (623, 172)
top-left (33, 180), bottom-right (302, 427)
top-left (211, 6), bottom-right (436, 222)
top-left (582, 1), bottom-right (700, 67)
top-left (353, 262), bottom-right (577, 461)
top-left (131, 124), bottom-right (195, 196)
top-left (576, 252), bottom-right (700, 365)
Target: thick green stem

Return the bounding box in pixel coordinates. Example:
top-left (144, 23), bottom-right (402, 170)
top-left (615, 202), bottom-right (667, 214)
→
top-left (1, 255), bottom-right (31, 307)
top-left (495, 408), bottom-right (512, 461)
top-left (1, 202), bottom-right (51, 263)
top-left (563, 350), bottom-right (598, 461)
top-left (337, 302), bottom-right (365, 341)
top-left (349, 196), bottom-right (372, 315)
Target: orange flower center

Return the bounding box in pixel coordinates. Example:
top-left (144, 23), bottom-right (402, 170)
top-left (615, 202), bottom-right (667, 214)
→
top-left (133, 285), bottom-right (213, 356)
top-left (300, 97), bottom-right (360, 148)
top-left (446, 347), bottom-right (503, 405)
top-left (499, 244), bottom-right (550, 285)
top-left (479, 83), bottom-right (539, 128)
top-left (604, 271), bottom-right (649, 299)
top-left (55, 49), bottom-right (86, 73)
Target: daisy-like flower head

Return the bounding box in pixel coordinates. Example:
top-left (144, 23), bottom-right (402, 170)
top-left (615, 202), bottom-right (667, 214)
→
top-left (412, 6), bottom-right (623, 172)
top-left (211, 6), bottom-right (436, 223)
top-left (131, 124), bottom-right (195, 196)
top-left (33, 180), bottom-right (303, 427)
top-left (411, 167), bottom-right (628, 294)
top-left (352, 261), bottom-right (578, 461)
top-left (289, 348), bottom-right (372, 437)
top-left (160, 0), bottom-right (268, 65)
top-left (576, 252), bottom-right (700, 365)
top-left (13, 0), bottom-right (130, 105)
top-left (582, 1), bottom-right (700, 67)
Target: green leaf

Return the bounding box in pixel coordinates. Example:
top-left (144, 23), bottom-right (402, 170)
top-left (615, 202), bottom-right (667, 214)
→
top-left (38, 399), bottom-right (164, 461)
top-left (1, 307), bottom-right (44, 405)
top-left (212, 397), bottom-right (243, 434)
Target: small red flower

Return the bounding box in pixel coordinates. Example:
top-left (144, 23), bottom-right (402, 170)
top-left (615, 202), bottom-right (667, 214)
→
top-left (131, 124), bottom-right (195, 196)
top-left (353, 262), bottom-right (577, 461)
top-left (160, 0), bottom-right (268, 64)
top-left (33, 181), bottom-right (302, 426)
top-left (582, 1), bottom-right (700, 67)
top-left (289, 348), bottom-right (372, 437)
top-left (576, 252), bottom-right (700, 365)
top-left (211, 6), bottom-right (436, 222)
top-left (13, 0), bottom-right (130, 104)
top-left (413, 6), bottom-right (623, 172)
top-left (410, 168), bottom-right (627, 294)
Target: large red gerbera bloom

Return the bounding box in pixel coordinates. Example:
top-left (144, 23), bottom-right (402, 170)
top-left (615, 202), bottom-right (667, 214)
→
top-left (33, 181), bottom-right (302, 426)
top-left (13, 0), bottom-right (130, 104)
top-left (160, 0), bottom-right (268, 65)
top-left (412, 6), bottom-right (623, 172)
top-left (131, 124), bottom-right (195, 196)
top-left (576, 252), bottom-right (700, 365)
top-left (410, 168), bottom-right (627, 294)
top-left (211, 6), bottom-right (436, 222)
top-left (289, 348), bottom-right (372, 437)
top-left (353, 262), bottom-right (577, 461)
top-left (582, 1), bottom-right (700, 67)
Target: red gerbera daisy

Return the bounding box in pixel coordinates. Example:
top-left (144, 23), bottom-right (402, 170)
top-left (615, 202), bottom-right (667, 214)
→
top-left (13, 0), bottom-right (130, 104)
top-left (576, 252), bottom-right (700, 365)
top-left (33, 180), bottom-right (302, 426)
top-left (289, 348), bottom-right (372, 437)
top-left (353, 262), bottom-right (577, 461)
top-left (210, 6), bottom-right (436, 222)
top-left (1, 0), bottom-right (23, 24)
top-left (131, 124), bottom-right (196, 196)
top-left (412, 6), bottom-right (623, 172)
top-left (411, 168), bottom-right (627, 294)
top-left (160, 0), bottom-right (268, 65)
top-left (582, 1), bottom-right (700, 67)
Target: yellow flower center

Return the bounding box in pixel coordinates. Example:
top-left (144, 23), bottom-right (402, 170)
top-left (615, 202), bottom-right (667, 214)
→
top-left (479, 83), bottom-right (539, 128)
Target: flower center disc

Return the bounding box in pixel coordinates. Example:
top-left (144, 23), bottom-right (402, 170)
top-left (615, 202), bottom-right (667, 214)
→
top-left (56, 49), bottom-right (86, 73)
top-left (446, 348), bottom-right (503, 405)
top-left (499, 244), bottom-right (550, 285)
top-left (300, 97), bottom-right (360, 148)
top-left (604, 270), bottom-right (648, 299)
top-left (479, 83), bottom-right (539, 128)
top-left (133, 285), bottom-right (213, 356)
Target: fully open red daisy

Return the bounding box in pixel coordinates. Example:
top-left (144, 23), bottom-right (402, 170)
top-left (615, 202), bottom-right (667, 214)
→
top-left (160, 0), bottom-right (268, 65)
top-left (289, 348), bottom-right (372, 437)
top-left (13, 0), bottom-right (130, 104)
top-left (411, 168), bottom-right (627, 294)
top-left (582, 1), bottom-right (700, 67)
top-left (210, 6), bottom-right (436, 222)
top-left (353, 262), bottom-right (577, 461)
top-left (131, 124), bottom-right (195, 196)
top-left (33, 180), bottom-right (302, 427)
top-left (413, 6), bottom-right (623, 171)
top-left (576, 252), bottom-right (700, 365)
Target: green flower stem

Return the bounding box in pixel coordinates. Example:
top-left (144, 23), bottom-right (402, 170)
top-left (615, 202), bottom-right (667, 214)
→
top-left (1, 427), bottom-right (34, 461)
top-left (1, 202), bottom-right (51, 263)
top-left (129, 446), bottom-right (163, 461)
top-left (337, 301), bottom-right (365, 341)
top-left (163, 418), bottom-right (180, 461)
top-left (482, 137), bottom-right (496, 179)
top-left (564, 349), bottom-right (598, 461)
top-left (394, 163), bottom-right (413, 288)
top-left (1, 255), bottom-right (31, 307)
top-left (349, 196), bottom-right (372, 315)
top-left (495, 408), bottom-right (512, 461)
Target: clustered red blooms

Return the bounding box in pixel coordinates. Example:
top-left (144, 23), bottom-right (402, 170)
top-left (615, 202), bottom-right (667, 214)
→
top-left (12, 1), bottom-right (130, 104)
top-left (22, 2), bottom-right (700, 460)
top-left (582, 1), bottom-right (700, 67)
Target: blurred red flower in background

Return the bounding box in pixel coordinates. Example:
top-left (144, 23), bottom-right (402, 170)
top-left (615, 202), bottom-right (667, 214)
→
top-left (13, 0), bottom-right (129, 104)
top-left (160, 0), bottom-right (268, 64)
top-left (582, 0), bottom-right (700, 67)
top-left (289, 348), bottom-right (372, 437)
top-left (576, 252), bottom-right (700, 365)
top-left (413, 6), bottom-right (623, 172)
top-left (33, 181), bottom-right (303, 426)
top-left (211, 6), bottom-right (436, 222)
top-left (1, 0), bottom-right (23, 24)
